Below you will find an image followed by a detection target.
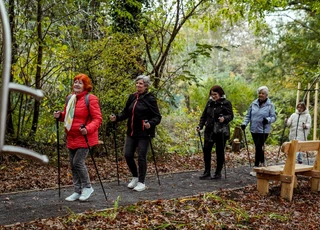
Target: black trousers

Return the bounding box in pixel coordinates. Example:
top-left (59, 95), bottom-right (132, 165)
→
top-left (251, 132), bottom-right (269, 167)
top-left (123, 135), bottom-right (150, 183)
top-left (202, 133), bottom-right (226, 174)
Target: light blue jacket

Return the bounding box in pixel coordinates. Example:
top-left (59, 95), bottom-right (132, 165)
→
top-left (242, 98), bottom-right (276, 134)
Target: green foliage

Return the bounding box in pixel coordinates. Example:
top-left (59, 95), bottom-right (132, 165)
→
top-left (6, 0), bottom-right (320, 159)
top-left (108, 0), bottom-right (147, 33)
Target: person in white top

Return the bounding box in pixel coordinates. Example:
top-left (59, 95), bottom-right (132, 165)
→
top-left (285, 102), bottom-right (312, 164)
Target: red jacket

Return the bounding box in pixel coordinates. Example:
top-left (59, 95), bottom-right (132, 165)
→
top-left (59, 91), bottom-right (102, 149)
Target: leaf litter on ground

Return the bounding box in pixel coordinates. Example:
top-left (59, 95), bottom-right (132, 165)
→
top-left (0, 145), bottom-right (319, 229)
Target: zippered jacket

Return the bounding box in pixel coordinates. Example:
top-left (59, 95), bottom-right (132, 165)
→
top-left (116, 91), bottom-right (161, 137)
top-left (286, 109), bottom-right (311, 141)
top-left (59, 90), bottom-right (102, 149)
top-left (242, 98), bottom-right (276, 134)
top-left (198, 98), bottom-right (234, 141)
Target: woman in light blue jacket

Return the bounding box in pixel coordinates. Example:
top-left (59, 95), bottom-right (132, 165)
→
top-left (241, 86), bottom-right (277, 176)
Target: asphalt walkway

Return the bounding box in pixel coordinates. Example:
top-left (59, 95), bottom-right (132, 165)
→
top-left (0, 166), bottom-right (255, 226)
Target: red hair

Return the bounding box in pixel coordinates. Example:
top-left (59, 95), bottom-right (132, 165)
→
top-left (73, 73), bottom-right (93, 92)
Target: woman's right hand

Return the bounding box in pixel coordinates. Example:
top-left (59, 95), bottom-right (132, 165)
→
top-left (53, 111), bottom-right (61, 119)
top-left (110, 114), bottom-right (116, 122)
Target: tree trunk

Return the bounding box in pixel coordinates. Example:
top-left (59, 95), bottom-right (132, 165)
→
top-left (31, 0), bottom-right (43, 135)
top-left (6, 0), bottom-right (16, 136)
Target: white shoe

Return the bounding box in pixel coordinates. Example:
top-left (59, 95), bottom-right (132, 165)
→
top-left (260, 160), bottom-right (267, 167)
top-left (65, 192), bottom-right (81, 202)
top-left (133, 182), bottom-right (146, 192)
top-left (128, 177), bottom-right (139, 189)
top-left (250, 171), bottom-right (257, 177)
top-left (79, 187), bottom-right (94, 201)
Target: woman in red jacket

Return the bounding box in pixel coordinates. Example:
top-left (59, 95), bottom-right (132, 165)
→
top-left (53, 73), bottom-right (102, 201)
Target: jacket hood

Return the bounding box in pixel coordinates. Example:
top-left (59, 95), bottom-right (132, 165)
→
top-left (295, 108), bottom-right (310, 115)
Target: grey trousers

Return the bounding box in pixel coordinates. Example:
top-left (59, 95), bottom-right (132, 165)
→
top-left (68, 148), bottom-right (91, 193)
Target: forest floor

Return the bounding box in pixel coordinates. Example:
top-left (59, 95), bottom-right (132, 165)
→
top-left (0, 145), bottom-right (319, 229)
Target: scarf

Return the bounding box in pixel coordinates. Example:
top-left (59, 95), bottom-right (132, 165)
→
top-left (64, 94), bottom-right (77, 131)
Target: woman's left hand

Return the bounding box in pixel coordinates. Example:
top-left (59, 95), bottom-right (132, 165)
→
top-left (144, 120), bottom-right (151, 129)
top-left (218, 116), bottom-right (224, 123)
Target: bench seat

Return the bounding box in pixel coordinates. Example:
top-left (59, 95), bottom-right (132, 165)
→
top-left (254, 164), bottom-right (314, 175)
top-left (253, 140), bottom-right (320, 201)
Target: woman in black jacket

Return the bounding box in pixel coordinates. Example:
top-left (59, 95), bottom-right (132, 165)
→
top-left (110, 75), bottom-right (161, 192)
top-left (197, 85), bottom-right (233, 180)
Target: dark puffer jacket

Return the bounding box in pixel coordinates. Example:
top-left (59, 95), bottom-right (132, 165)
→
top-left (116, 91), bottom-right (161, 137)
top-left (198, 98), bottom-right (233, 141)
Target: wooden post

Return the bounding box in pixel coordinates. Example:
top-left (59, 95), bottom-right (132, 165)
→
top-left (314, 83), bottom-right (318, 140)
top-left (311, 142), bottom-right (320, 191)
top-left (296, 82), bottom-right (301, 107)
top-left (280, 140), bottom-right (298, 201)
top-left (307, 83), bottom-right (310, 108)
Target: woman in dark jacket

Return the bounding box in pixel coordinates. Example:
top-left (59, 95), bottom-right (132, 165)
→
top-left (110, 75), bottom-right (161, 192)
top-left (197, 85), bottom-right (233, 180)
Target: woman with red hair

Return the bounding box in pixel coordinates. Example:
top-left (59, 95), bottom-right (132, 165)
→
top-left (53, 73), bottom-right (102, 201)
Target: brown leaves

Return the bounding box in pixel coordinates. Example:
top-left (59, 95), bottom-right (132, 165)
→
top-left (0, 148), bottom-right (319, 229)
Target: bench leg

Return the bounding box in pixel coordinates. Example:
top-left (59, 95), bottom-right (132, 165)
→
top-left (294, 175), bottom-right (297, 188)
top-left (257, 179), bottom-right (269, 195)
top-left (311, 178), bottom-right (320, 191)
top-left (281, 181), bottom-right (294, 201)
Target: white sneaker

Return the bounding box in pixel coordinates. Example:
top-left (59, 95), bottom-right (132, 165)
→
top-left (127, 177), bottom-right (139, 189)
top-left (250, 171), bottom-right (257, 177)
top-left (260, 160), bottom-right (267, 167)
top-left (79, 187), bottom-right (94, 201)
top-left (133, 182), bottom-right (146, 192)
top-left (65, 192), bottom-right (81, 202)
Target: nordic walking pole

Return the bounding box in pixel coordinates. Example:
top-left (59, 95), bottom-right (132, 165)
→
top-left (80, 124), bottom-right (108, 201)
top-left (197, 129), bottom-right (204, 151)
top-left (145, 120), bottom-right (160, 185)
top-left (148, 135), bottom-right (161, 185)
top-left (221, 131), bottom-right (227, 179)
top-left (112, 122), bottom-right (120, 185)
top-left (242, 128), bottom-right (251, 167)
top-left (277, 118), bottom-right (287, 163)
top-left (303, 123), bottom-right (310, 165)
top-left (262, 119), bottom-right (267, 166)
top-left (55, 116), bottom-right (61, 198)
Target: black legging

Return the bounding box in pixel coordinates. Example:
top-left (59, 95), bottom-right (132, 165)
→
top-left (124, 135), bottom-right (150, 183)
top-left (202, 134), bottom-right (226, 174)
top-left (251, 133), bottom-right (269, 167)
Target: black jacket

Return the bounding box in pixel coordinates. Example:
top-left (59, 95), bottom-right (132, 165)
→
top-left (117, 91), bottom-right (162, 137)
top-left (198, 98), bottom-right (233, 141)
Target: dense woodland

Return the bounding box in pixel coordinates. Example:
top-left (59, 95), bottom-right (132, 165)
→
top-left (2, 0), bottom-right (320, 228)
top-left (1, 0), bottom-right (320, 160)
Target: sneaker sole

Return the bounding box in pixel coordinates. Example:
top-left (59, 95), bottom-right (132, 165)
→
top-left (65, 198), bottom-right (79, 202)
top-left (128, 184), bottom-right (138, 189)
top-left (133, 187), bottom-right (145, 192)
top-left (79, 190), bottom-right (94, 201)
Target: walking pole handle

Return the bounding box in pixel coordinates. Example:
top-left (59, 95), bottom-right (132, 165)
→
top-left (80, 124), bottom-right (89, 143)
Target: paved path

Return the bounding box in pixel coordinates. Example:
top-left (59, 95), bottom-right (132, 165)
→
top-left (0, 166), bottom-right (255, 226)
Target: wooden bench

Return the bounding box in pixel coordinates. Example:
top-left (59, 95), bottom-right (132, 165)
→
top-left (253, 140), bottom-right (320, 201)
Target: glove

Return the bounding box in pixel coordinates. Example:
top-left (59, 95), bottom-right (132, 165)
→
top-left (262, 118), bottom-right (268, 125)
top-left (240, 124), bottom-right (246, 130)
